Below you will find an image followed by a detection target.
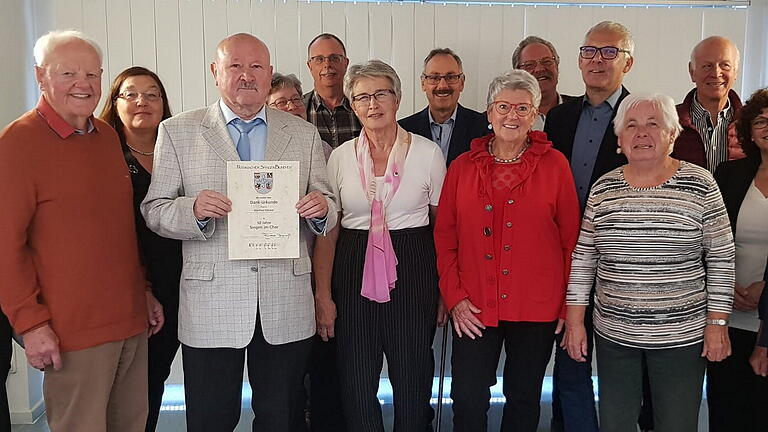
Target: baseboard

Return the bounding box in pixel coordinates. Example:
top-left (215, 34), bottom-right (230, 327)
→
top-left (10, 398), bottom-right (45, 425)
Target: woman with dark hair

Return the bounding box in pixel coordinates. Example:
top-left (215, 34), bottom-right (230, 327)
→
top-left (707, 88), bottom-right (768, 431)
top-left (100, 66), bottom-right (179, 432)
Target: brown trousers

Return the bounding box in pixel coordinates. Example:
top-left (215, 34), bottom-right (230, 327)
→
top-left (43, 332), bottom-right (148, 432)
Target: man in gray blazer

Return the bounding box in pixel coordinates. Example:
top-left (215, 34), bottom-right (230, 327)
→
top-left (141, 33), bottom-right (337, 432)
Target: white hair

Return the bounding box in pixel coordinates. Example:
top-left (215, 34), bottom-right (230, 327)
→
top-left (614, 94), bottom-right (683, 154)
top-left (584, 21), bottom-right (635, 57)
top-left (33, 30), bottom-right (103, 66)
top-left (486, 69), bottom-right (542, 109)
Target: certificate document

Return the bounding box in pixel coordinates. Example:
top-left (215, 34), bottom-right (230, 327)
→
top-left (227, 161), bottom-right (300, 260)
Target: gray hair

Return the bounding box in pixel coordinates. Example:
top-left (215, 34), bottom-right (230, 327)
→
top-left (689, 36), bottom-right (741, 70)
top-left (584, 21), bottom-right (635, 57)
top-left (511, 36), bottom-right (560, 68)
top-left (33, 30), bottom-right (103, 66)
top-left (614, 94), bottom-right (683, 153)
top-left (486, 69), bottom-right (542, 109)
top-left (343, 60), bottom-right (402, 101)
top-left (270, 72), bottom-right (303, 96)
top-left (423, 48), bottom-right (463, 72)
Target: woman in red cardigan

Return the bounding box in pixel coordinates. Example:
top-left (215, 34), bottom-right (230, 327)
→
top-left (434, 69), bottom-right (580, 432)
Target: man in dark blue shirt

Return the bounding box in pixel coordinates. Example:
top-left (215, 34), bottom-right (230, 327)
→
top-left (544, 20), bottom-right (634, 432)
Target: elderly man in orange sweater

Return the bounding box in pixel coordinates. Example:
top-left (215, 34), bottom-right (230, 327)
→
top-left (0, 30), bottom-right (163, 432)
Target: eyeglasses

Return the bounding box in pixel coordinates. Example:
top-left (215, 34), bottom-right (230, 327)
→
top-left (118, 91), bottom-right (162, 102)
top-left (309, 54), bottom-right (346, 65)
top-left (488, 101), bottom-right (535, 117)
top-left (579, 46), bottom-right (631, 60)
top-left (752, 117), bottom-right (768, 129)
top-left (351, 89), bottom-right (396, 106)
top-left (269, 96), bottom-right (304, 110)
top-left (421, 73), bottom-right (464, 85)
top-left (518, 57), bottom-right (556, 72)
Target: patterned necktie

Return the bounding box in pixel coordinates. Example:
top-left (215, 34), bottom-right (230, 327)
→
top-left (230, 118), bottom-right (263, 161)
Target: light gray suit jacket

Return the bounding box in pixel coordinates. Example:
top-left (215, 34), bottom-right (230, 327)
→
top-left (141, 102), bottom-right (337, 348)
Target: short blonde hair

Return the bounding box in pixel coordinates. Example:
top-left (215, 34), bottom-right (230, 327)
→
top-left (343, 60), bottom-right (402, 101)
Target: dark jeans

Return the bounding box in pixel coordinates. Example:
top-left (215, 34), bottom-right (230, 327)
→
top-left (551, 305), bottom-right (598, 432)
top-left (707, 327), bottom-right (768, 432)
top-left (182, 318), bottom-right (312, 432)
top-left (451, 320), bottom-right (557, 432)
top-left (595, 335), bottom-right (705, 432)
top-left (0, 312), bottom-right (11, 432)
top-left (145, 308), bottom-right (180, 432)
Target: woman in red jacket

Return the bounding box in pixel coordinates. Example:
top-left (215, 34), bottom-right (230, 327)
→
top-left (434, 69), bottom-right (580, 432)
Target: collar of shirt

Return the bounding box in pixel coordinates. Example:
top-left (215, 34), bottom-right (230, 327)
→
top-left (691, 90), bottom-right (732, 122)
top-left (310, 90), bottom-right (353, 113)
top-left (219, 99), bottom-right (267, 125)
top-left (35, 95), bottom-right (97, 139)
top-left (219, 99), bottom-right (268, 160)
top-left (428, 106), bottom-right (458, 157)
top-left (428, 106), bottom-right (458, 126)
top-left (582, 86), bottom-right (623, 110)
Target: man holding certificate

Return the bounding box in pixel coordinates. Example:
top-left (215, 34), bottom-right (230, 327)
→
top-left (141, 33), bottom-right (337, 432)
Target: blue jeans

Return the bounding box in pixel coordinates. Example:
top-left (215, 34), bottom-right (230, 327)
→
top-left (550, 304), bottom-right (598, 432)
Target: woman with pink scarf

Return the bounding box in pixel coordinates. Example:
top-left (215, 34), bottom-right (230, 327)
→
top-left (314, 60), bottom-right (448, 432)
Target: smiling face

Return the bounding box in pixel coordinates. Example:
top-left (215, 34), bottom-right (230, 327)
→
top-left (618, 101), bottom-right (675, 165)
top-left (421, 54), bottom-right (464, 115)
top-left (751, 108), bottom-right (768, 153)
top-left (350, 77), bottom-right (400, 133)
top-left (578, 29), bottom-right (633, 97)
top-left (487, 88), bottom-right (537, 146)
top-left (518, 43), bottom-right (559, 96)
top-left (115, 75), bottom-right (164, 133)
top-left (211, 35), bottom-right (273, 119)
top-left (689, 37), bottom-right (739, 105)
top-left (35, 39), bottom-right (103, 130)
top-left (307, 37), bottom-right (349, 91)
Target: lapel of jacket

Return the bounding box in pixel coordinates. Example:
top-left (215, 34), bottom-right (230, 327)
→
top-left (264, 108), bottom-right (291, 161)
top-left (201, 102), bottom-right (241, 161)
top-left (447, 105), bottom-right (471, 164)
top-left (591, 86), bottom-right (630, 183)
top-left (413, 107), bottom-right (432, 139)
top-left (557, 100), bottom-right (583, 160)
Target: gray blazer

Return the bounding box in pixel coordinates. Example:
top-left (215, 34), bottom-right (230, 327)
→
top-left (141, 102), bottom-right (337, 348)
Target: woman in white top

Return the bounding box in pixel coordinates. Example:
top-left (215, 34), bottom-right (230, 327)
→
top-left (313, 60), bottom-right (447, 432)
top-left (708, 88), bottom-right (768, 431)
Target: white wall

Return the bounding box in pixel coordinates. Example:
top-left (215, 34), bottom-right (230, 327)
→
top-left (23, 0), bottom-right (750, 120)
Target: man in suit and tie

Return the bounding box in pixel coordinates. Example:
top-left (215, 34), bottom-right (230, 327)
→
top-left (544, 21), bottom-right (634, 432)
top-left (399, 48), bottom-right (488, 166)
top-left (142, 33), bottom-right (337, 432)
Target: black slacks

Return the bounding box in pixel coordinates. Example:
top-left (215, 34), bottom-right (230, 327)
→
top-left (333, 227), bottom-right (439, 432)
top-left (145, 305), bottom-right (180, 432)
top-left (0, 311), bottom-right (11, 432)
top-left (308, 336), bottom-right (346, 432)
top-left (707, 326), bottom-right (768, 432)
top-left (182, 316), bottom-right (312, 432)
top-left (452, 320), bottom-right (557, 432)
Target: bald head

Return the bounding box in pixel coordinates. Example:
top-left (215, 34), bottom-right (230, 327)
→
top-left (210, 33), bottom-right (273, 119)
top-left (688, 36), bottom-right (740, 107)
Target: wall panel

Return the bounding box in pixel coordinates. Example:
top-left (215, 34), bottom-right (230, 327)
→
top-left (130, 0), bottom-right (158, 71)
top-left (179, 0), bottom-right (208, 112)
top-left (155, 0), bottom-right (183, 114)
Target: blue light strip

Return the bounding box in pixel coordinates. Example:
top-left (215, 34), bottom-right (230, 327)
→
top-left (292, 0), bottom-right (748, 9)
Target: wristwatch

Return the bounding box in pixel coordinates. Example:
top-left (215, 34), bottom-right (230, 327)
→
top-left (706, 318), bottom-right (729, 326)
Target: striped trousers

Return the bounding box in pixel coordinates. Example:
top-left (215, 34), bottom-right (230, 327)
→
top-left (332, 227), bottom-right (439, 432)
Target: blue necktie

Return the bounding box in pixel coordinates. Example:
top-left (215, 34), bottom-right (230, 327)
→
top-left (231, 118), bottom-right (263, 161)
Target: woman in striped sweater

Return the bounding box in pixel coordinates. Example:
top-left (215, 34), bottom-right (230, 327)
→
top-left (562, 93), bottom-right (735, 432)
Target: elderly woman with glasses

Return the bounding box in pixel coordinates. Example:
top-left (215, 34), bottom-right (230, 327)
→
top-left (707, 88), bottom-right (768, 430)
top-left (313, 60), bottom-right (447, 431)
top-left (434, 69), bottom-right (580, 431)
top-left (563, 93), bottom-right (735, 432)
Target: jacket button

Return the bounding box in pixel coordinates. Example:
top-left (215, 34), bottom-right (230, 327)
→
top-left (501, 269), bottom-right (509, 275)
top-left (250, 266), bottom-right (258, 272)
top-left (485, 254), bottom-right (493, 260)
top-left (507, 199), bottom-right (514, 204)
top-left (500, 294), bottom-right (508, 300)
top-left (506, 222), bottom-right (513, 228)
top-left (485, 204), bottom-right (493, 212)
top-left (483, 227), bottom-right (492, 236)
top-left (503, 245), bottom-right (511, 251)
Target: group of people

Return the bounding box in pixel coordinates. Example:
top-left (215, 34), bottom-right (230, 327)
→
top-left (0, 17), bottom-right (766, 432)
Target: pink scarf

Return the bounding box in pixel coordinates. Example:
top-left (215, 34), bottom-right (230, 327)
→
top-left (355, 126), bottom-right (411, 303)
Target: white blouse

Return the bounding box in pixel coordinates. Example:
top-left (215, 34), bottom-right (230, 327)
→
top-left (326, 133), bottom-right (446, 230)
top-left (733, 180), bottom-right (768, 332)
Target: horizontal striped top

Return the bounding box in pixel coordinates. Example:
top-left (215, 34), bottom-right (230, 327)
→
top-left (566, 162), bottom-right (735, 349)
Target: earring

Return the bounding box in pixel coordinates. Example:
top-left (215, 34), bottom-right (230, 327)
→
top-left (616, 147), bottom-right (622, 154)
top-left (488, 123), bottom-right (492, 130)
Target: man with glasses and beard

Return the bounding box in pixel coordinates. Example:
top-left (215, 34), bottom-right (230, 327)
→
top-left (400, 48), bottom-right (488, 166)
top-left (303, 33), bottom-right (361, 149)
top-left (512, 36), bottom-right (577, 131)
